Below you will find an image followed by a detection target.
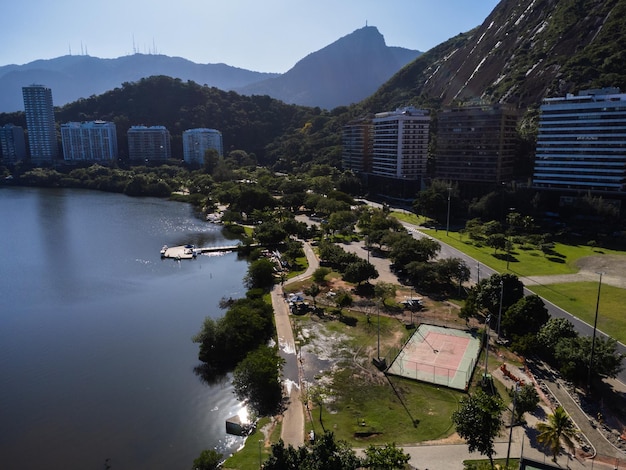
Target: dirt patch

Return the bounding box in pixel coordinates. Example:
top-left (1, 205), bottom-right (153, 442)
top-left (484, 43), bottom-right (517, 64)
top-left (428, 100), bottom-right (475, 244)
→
top-left (576, 254), bottom-right (626, 278)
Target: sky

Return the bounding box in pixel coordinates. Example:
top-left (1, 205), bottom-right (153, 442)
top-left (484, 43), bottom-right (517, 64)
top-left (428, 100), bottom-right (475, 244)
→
top-left (2, 0), bottom-right (500, 73)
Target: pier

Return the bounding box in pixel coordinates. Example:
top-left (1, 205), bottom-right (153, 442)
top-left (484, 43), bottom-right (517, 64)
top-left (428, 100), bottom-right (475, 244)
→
top-left (161, 244), bottom-right (243, 260)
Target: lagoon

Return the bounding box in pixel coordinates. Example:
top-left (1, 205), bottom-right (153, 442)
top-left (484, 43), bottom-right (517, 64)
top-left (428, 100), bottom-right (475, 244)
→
top-left (0, 187), bottom-right (249, 469)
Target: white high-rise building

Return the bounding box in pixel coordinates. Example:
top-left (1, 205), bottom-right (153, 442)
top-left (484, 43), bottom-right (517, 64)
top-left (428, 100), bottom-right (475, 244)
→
top-left (61, 121), bottom-right (118, 162)
top-left (127, 126), bottom-right (171, 162)
top-left (533, 88), bottom-right (626, 194)
top-left (182, 128), bottom-right (223, 165)
top-left (372, 106), bottom-right (430, 181)
top-left (22, 84), bottom-right (58, 165)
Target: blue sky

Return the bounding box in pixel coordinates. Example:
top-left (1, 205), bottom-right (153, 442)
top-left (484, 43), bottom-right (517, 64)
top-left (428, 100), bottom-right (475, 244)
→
top-left (3, 0), bottom-right (500, 73)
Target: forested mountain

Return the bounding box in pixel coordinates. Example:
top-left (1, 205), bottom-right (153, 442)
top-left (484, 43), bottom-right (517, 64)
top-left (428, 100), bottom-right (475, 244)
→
top-left (236, 26), bottom-right (421, 109)
top-left (0, 54), bottom-right (278, 113)
top-left (48, 76), bottom-right (320, 163)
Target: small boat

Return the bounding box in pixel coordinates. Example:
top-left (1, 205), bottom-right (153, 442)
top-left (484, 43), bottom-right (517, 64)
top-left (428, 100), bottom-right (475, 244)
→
top-left (160, 245), bottom-right (168, 257)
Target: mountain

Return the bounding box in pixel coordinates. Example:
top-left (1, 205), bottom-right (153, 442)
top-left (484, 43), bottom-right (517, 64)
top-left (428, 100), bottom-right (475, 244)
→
top-left (235, 26), bottom-right (422, 109)
top-left (0, 54), bottom-right (278, 112)
top-left (361, 0), bottom-right (626, 113)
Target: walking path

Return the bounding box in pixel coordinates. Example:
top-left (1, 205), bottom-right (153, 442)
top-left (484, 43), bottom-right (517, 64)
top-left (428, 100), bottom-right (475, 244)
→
top-left (270, 240), bottom-right (318, 447)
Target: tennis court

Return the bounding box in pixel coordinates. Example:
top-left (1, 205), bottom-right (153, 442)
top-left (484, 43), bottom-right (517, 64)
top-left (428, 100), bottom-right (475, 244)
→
top-left (386, 324), bottom-right (481, 391)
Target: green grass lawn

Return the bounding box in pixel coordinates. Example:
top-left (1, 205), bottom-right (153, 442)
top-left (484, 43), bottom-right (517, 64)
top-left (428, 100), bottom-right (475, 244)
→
top-left (422, 230), bottom-right (623, 277)
top-left (391, 211), bottom-right (625, 277)
top-left (528, 282), bottom-right (626, 344)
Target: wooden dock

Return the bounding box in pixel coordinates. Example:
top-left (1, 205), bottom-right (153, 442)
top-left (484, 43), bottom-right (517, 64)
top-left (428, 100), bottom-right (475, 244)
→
top-left (161, 244), bottom-right (241, 260)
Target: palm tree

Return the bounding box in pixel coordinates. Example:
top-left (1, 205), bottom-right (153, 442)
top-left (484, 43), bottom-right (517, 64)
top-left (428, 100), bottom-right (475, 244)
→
top-left (536, 406), bottom-right (577, 463)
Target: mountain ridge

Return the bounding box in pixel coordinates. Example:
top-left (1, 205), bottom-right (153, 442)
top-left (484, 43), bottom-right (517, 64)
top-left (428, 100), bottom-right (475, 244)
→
top-left (0, 54), bottom-right (278, 112)
top-left (236, 26), bottom-right (422, 109)
top-left (0, 26), bottom-right (421, 113)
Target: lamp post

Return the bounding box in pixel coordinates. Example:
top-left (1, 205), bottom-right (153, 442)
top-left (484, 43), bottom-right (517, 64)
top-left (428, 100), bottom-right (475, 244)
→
top-left (483, 315), bottom-right (491, 384)
top-left (587, 272), bottom-right (604, 390)
top-left (446, 186), bottom-right (452, 235)
top-left (505, 208), bottom-right (516, 271)
top-left (506, 383), bottom-right (520, 467)
top-left (497, 280), bottom-right (504, 341)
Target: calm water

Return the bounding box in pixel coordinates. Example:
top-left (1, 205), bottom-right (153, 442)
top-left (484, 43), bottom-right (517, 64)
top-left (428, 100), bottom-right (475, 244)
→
top-left (0, 187), bottom-right (249, 469)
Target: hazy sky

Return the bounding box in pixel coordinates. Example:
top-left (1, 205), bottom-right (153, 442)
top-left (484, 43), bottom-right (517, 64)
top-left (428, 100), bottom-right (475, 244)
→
top-left (3, 0), bottom-right (500, 73)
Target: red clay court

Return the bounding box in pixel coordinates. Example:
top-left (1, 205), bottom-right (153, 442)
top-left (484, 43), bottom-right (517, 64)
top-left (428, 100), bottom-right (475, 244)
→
top-left (386, 324), bottom-right (482, 391)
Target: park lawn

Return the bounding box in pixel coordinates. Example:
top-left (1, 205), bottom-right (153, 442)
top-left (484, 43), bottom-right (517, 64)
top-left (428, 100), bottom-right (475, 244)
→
top-left (528, 282), bottom-right (626, 344)
top-left (391, 210), bottom-right (626, 276)
top-left (420, 229), bottom-right (624, 277)
top-left (294, 309), bottom-right (464, 446)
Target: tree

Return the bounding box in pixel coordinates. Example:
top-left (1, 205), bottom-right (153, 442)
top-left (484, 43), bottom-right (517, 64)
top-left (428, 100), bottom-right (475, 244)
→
top-left (192, 449), bottom-right (223, 470)
top-left (501, 294), bottom-right (550, 339)
top-left (342, 259), bottom-right (379, 285)
top-left (263, 439), bottom-right (307, 470)
top-left (452, 389), bottom-right (505, 468)
top-left (474, 273), bottom-right (524, 318)
top-left (312, 267), bottom-right (331, 284)
top-left (536, 318), bottom-right (578, 361)
top-left (232, 345), bottom-right (284, 415)
top-left (305, 283), bottom-right (321, 305)
top-left (509, 383), bottom-right (539, 424)
top-left (245, 258), bottom-right (277, 290)
top-left (363, 443), bottom-right (410, 469)
top-left (536, 406), bottom-right (577, 463)
top-left (328, 210), bottom-right (357, 236)
top-left (554, 335), bottom-right (625, 384)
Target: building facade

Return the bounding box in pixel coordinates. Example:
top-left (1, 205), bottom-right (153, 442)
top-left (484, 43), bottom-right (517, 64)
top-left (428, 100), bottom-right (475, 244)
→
top-left (22, 84), bottom-right (58, 165)
top-left (435, 104), bottom-right (519, 185)
top-left (61, 121), bottom-right (118, 162)
top-left (371, 106), bottom-right (430, 182)
top-left (532, 88), bottom-right (626, 194)
top-left (342, 117), bottom-right (373, 173)
top-left (0, 124), bottom-right (27, 164)
top-left (182, 128), bottom-right (223, 165)
top-left (127, 126), bottom-right (171, 162)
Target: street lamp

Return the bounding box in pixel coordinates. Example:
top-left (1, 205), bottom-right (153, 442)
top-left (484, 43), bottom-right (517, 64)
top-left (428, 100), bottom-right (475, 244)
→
top-left (497, 280), bottom-right (504, 341)
top-left (446, 186), bottom-right (452, 235)
top-left (505, 208), bottom-right (516, 270)
top-left (483, 314), bottom-right (491, 385)
top-left (587, 272), bottom-right (604, 390)
top-left (506, 383), bottom-right (520, 467)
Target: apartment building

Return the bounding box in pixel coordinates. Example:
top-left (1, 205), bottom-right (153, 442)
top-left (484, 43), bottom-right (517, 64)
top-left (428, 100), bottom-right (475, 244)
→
top-left (372, 106), bottom-right (430, 181)
top-left (22, 84), bottom-right (58, 164)
top-left (435, 104), bottom-right (519, 185)
top-left (61, 121), bottom-right (118, 162)
top-left (342, 117), bottom-right (373, 173)
top-left (182, 128), bottom-right (223, 165)
top-left (532, 88), bottom-right (626, 195)
top-left (0, 124), bottom-right (27, 163)
top-left (128, 126), bottom-right (171, 162)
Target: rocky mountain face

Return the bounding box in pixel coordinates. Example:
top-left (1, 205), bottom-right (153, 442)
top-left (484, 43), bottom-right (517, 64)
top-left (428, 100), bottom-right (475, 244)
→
top-left (236, 26), bottom-right (421, 109)
top-left (366, 0), bottom-right (626, 112)
top-left (0, 54), bottom-right (279, 113)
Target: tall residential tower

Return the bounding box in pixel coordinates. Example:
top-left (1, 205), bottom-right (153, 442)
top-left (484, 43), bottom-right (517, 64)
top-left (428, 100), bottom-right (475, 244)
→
top-left (22, 84), bottom-right (58, 165)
